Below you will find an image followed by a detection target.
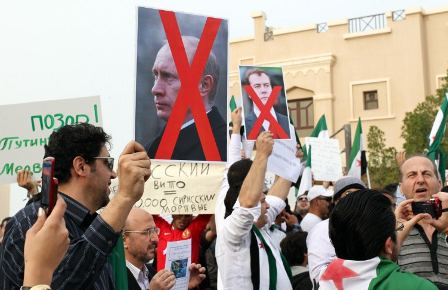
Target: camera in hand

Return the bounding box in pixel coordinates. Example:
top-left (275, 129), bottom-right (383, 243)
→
top-left (411, 198), bottom-right (442, 219)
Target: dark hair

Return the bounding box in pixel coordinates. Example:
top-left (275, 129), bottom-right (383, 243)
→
top-left (44, 123), bottom-right (111, 184)
top-left (224, 159), bottom-right (253, 218)
top-left (280, 231), bottom-right (308, 266)
top-left (382, 183), bottom-right (398, 200)
top-left (244, 68), bottom-right (271, 85)
top-left (329, 189), bottom-right (396, 260)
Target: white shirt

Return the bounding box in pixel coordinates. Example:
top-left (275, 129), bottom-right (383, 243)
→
top-left (291, 265), bottom-right (309, 277)
top-left (300, 212), bottom-right (322, 232)
top-left (126, 260), bottom-right (149, 290)
top-left (267, 223), bottom-right (287, 248)
top-left (306, 219), bottom-right (336, 284)
top-left (216, 195), bottom-right (292, 290)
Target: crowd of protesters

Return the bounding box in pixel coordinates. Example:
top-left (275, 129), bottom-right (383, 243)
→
top-left (1, 113), bottom-right (448, 290)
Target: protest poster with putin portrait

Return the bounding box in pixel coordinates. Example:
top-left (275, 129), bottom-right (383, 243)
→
top-left (239, 66), bottom-right (291, 141)
top-left (135, 7), bottom-right (228, 162)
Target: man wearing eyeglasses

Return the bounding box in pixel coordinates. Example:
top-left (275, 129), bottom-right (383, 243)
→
top-left (300, 185), bottom-right (333, 232)
top-left (123, 208), bottom-right (207, 290)
top-left (0, 123), bottom-right (152, 290)
top-left (123, 208), bottom-right (161, 290)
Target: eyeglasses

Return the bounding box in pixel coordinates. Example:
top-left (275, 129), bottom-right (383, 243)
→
top-left (123, 227), bottom-right (160, 237)
top-left (93, 157), bottom-right (114, 171)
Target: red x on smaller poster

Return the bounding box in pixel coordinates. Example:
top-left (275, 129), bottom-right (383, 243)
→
top-left (239, 66), bottom-right (291, 141)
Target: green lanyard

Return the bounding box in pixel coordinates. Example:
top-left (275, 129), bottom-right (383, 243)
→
top-left (252, 225), bottom-right (293, 290)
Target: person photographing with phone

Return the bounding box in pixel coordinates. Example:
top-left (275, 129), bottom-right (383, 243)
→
top-left (0, 123), bottom-right (152, 290)
top-left (397, 155), bottom-right (448, 289)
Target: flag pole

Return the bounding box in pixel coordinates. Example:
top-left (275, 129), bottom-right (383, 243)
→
top-left (366, 166), bottom-right (371, 189)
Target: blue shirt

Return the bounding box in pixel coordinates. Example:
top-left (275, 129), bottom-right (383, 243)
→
top-left (0, 193), bottom-right (119, 290)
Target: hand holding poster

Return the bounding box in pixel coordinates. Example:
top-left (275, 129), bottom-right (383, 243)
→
top-left (0, 96), bottom-right (102, 184)
top-left (135, 7), bottom-right (228, 162)
top-left (305, 137), bottom-right (343, 181)
top-left (108, 161), bottom-right (225, 214)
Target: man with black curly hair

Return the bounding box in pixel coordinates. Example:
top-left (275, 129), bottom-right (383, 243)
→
top-left (0, 123), bottom-right (151, 290)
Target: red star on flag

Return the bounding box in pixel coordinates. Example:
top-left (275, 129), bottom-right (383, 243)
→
top-left (356, 159), bottom-right (361, 167)
top-left (321, 258), bottom-right (358, 290)
top-left (259, 243), bottom-right (264, 249)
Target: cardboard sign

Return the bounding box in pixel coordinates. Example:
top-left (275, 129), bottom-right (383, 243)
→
top-left (109, 161), bottom-right (225, 214)
top-left (0, 96), bottom-right (102, 184)
top-left (239, 66), bottom-right (291, 141)
top-left (135, 7), bottom-right (228, 162)
top-left (305, 137), bottom-right (343, 181)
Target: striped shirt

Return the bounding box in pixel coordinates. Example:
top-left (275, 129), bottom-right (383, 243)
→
top-left (0, 193), bottom-right (119, 290)
top-left (398, 224), bottom-right (448, 287)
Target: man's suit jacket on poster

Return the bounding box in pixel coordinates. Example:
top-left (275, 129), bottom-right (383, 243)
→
top-left (146, 106), bottom-right (227, 161)
top-left (245, 109), bottom-right (290, 139)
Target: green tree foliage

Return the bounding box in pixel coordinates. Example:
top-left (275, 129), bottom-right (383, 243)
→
top-left (367, 125), bottom-right (399, 188)
top-left (401, 72), bottom-right (448, 155)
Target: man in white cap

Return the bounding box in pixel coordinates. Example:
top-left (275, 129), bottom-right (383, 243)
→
top-left (300, 185), bottom-right (333, 232)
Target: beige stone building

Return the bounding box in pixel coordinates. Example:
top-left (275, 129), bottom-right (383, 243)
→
top-left (229, 6), bottom-right (448, 163)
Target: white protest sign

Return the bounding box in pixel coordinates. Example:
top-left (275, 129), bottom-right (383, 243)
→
top-left (267, 124), bottom-right (302, 182)
top-left (165, 239), bottom-right (192, 290)
top-left (116, 161), bottom-right (225, 214)
top-left (305, 137), bottom-right (342, 181)
top-left (0, 96), bottom-right (102, 184)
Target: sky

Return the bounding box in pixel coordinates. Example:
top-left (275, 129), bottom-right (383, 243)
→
top-left (145, 0), bottom-right (448, 38)
top-left (0, 0), bottom-right (447, 214)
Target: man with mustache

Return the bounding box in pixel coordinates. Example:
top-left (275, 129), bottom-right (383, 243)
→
top-left (123, 208), bottom-right (206, 290)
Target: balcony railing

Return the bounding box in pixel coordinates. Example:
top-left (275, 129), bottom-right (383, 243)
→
top-left (348, 13), bottom-right (387, 33)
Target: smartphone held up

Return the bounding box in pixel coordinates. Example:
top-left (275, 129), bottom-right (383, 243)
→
top-left (41, 157), bottom-right (58, 215)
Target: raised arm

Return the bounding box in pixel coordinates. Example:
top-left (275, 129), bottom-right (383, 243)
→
top-left (216, 107), bottom-right (245, 233)
top-left (238, 131), bottom-right (273, 208)
top-left (100, 141), bottom-right (151, 231)
top-left (268, 176), bottom-right (292, 200)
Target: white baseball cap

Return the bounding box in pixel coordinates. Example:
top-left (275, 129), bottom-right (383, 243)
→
top-left (307, 185), bottom-right (333, 202)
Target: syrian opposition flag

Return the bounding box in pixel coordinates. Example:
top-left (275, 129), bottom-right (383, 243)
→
top-left (310, 114), bottom-right (329, 139)
top-left (297, 146), bottom-right (312, 197)
top-left (319, 257), bottom-right (389, 290)
top-left (427, 92), bottom-right (448, 184)
top-left (108, 236), bottom-right (129, 290)
top-left (347, 118), bottom-right (367, 178)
